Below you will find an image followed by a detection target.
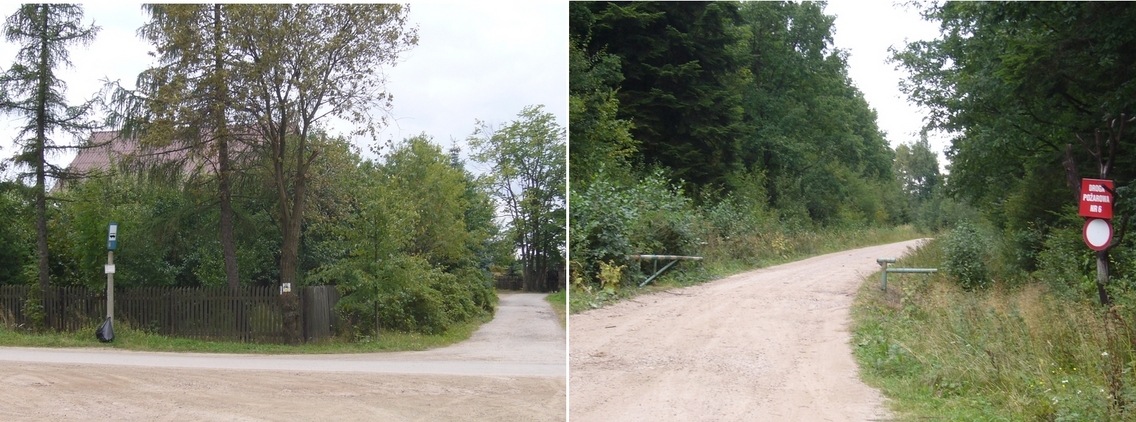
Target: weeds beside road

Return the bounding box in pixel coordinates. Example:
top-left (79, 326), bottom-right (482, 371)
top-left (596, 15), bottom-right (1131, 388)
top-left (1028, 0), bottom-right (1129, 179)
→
top-left (571, 225), bottom-right (923, 313)
top-left (545, 290), bottom-right (566, 328)
top-left (853, 240), bottom-right (1136, 420)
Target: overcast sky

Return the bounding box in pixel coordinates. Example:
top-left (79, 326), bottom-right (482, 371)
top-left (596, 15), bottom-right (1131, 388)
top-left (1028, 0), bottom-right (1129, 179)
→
top-left (824, 1), bottom-right (948, 165)
top-left (0, 2), bottom-right (950, 179)
top-left (0, 3), bottom-right (567, 178)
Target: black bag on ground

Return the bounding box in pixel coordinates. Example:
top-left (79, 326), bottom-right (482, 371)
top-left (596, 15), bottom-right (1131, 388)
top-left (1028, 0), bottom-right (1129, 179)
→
top-left (96, 317), bottom-right (114, 342)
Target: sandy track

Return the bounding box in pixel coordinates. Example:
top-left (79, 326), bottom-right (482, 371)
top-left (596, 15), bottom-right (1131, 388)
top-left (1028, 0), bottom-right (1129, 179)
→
top-left (0, 293), bottom-right (565, 421)
top-left (569, 239), bottom-right (928, 421)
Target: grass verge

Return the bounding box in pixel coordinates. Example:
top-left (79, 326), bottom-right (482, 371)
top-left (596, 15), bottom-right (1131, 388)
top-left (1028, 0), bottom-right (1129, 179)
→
top-left (571, 225), bottom-right (923, 313)
top-left (0, 313), bottom-right (491, 354)
top-left (851, 239), bottom-right (1136, 420)
top-left (545, 290), bottom-right (566, 328)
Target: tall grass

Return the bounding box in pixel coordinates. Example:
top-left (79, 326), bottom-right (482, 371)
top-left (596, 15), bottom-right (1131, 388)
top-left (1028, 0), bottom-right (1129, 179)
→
top-left (853, 240), bottom-right (1136, 420)
top-left (545, 290), bottom-right (566, 328)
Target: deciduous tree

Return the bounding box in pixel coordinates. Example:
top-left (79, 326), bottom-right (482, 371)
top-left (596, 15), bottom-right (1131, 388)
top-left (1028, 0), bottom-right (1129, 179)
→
top-left (471, 105), bottom-right (565, 292)
top-left (227, 4), bottom-right (417, 288)
top-left (896, 2), bottom-right (1136, 303)
top-left (894, 135), bottom-right (940, 203)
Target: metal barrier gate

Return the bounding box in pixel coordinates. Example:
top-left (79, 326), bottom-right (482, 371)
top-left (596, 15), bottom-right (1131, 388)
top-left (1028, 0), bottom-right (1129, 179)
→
top-left (876, 257), bottom-right (938, 292)
top-left (628, 254), bottom-right (703, 287)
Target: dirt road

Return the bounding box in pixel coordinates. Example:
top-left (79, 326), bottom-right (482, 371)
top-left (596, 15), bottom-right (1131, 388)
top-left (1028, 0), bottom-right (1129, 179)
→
top-left (570, 239), bottom-right (928, 421)
top-left (0, 293), bottom-right (565, 421)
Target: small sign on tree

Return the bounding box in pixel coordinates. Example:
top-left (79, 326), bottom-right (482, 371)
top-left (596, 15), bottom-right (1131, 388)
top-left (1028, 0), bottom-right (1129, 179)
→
top-left (1084, 218), bottom-right (1113, 251)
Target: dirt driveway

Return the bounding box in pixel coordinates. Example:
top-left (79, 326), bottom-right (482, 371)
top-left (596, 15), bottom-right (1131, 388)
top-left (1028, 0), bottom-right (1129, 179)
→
top-left (0, 293), bottom-right (565, 421)
top-left (570, 239), bottom-right (928, 421)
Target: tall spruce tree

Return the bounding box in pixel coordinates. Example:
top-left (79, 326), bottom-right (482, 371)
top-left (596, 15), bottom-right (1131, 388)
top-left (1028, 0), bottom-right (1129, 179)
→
top-left (130, 4), bottom-right (243, 289)
top-left (578, 2), bottom-right (749, 192)
top-left (0, 4), bottom-right (99, 293)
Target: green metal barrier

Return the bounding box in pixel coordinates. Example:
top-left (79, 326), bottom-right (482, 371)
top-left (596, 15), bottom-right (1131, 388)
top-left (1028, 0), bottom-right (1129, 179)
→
top-left (876, 257), bottom-right (937, 292)
top-left (628, 254), bottom-right (703, 287)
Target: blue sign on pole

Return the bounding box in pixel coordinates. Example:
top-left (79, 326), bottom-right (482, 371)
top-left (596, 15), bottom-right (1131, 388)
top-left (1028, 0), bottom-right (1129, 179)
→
top-left (107, 222), bottom-right (118, 251)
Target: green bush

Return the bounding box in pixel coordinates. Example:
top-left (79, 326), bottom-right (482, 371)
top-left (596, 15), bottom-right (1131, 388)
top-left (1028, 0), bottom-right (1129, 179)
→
top-left (913, 193), bottom-right (980, 234)
top-left (569, 170), bottom-right (635, 284)
top-left (333, 256), bottom-right (494, 336)
top-left (570, 168), bottom-right (703, 287)
top-left (0, 189), bottom-right (33, 286)
top-left (379, 283), bottom-right (449, 335)
top-left (451, 266), bottom-right (497, 314)
top-left (1035, 224), bottom-right (1097, 299)
top-left (943, 221), bottom-right (990, 289)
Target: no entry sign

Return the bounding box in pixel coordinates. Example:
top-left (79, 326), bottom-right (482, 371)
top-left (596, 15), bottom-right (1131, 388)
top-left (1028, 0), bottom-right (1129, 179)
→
top-left (1079, 179), bottom-right (1114, 219)
top-left (1084, 218), bottom-right (1113, 251)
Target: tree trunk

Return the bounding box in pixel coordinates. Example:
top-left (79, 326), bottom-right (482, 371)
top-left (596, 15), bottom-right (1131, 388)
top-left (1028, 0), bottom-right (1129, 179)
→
top-left (219, 153), bottom-right (239, 289)
top-left (34, 172), bottom-right (48, 293)
top-left (278, 127), bottom-right (313, 290)
top-left (279, 197), bottom-right (304, 289)
top-left (280, 290), bottom-right (301, 345)
top-left (213, 4), bottom-right (240, 290)
top-left (34, 5), bottom-right (50, 294)
top-left (521, 237), bottom-right (535, 292)
top-left (278, 155), bottom-right (308, 343)
top-left (1097, 250), bottom-right (1112, 306)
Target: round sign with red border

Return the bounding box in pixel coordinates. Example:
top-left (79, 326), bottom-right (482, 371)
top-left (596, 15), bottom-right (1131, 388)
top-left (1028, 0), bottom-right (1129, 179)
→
top-left (1084, 218), bottom-right (1113, 251)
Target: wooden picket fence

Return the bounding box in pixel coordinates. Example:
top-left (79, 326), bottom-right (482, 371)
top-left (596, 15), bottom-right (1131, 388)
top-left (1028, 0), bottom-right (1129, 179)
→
top-left (0, 285), bottom-right (339, 344)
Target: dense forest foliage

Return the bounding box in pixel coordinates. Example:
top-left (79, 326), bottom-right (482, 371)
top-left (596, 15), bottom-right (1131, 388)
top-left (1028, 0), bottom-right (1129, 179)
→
top-left (895, 1), bottom-right (1136, 303)
top-left (848, 3), bottom-right (1136, 420)
top-left (569, 1), bottom-right (950, 290)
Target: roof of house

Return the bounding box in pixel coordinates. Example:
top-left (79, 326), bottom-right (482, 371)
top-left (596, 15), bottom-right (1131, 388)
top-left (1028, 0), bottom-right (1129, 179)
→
top-left (65, 131), bottom-right (197, 178)
top-left (58, 130), bottom-right (260, 191)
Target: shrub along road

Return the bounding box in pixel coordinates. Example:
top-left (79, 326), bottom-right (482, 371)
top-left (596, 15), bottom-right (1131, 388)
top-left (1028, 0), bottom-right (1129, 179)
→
top-left (0, 293), bottom-right (565, 421)
top-left (569, 239), bottom-right (929, 421)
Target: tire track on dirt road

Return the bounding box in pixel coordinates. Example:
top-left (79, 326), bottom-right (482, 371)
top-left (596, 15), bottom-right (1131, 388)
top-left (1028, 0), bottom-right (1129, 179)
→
top-left (569, 239), bottom-right (928, 421)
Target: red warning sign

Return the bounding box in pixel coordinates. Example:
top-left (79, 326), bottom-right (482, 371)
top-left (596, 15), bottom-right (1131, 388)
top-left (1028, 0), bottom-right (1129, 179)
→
top-left (1079, 178), bottom-right (1114, 219)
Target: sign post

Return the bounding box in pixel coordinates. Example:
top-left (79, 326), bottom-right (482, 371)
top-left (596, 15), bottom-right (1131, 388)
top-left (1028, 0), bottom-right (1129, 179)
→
top-left (1079, 179), bottom-right (1116, 306)
top-left (98, 222), bottom-right (117, 342)
top-left (1080, 179), bottom-right (1115, 251)
top-left (106, 222), bottom-right (117, 320)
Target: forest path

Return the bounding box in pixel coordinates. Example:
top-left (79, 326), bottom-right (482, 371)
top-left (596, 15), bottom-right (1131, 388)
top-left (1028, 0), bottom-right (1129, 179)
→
top-left (569, 239), bottom-right (929, 421)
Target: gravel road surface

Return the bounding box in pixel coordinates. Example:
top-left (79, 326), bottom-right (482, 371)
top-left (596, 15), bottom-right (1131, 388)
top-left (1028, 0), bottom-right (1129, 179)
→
top-left (569, 239), bottom-right (928, 421)
top-left (0, 292), bottom-right (565, 421)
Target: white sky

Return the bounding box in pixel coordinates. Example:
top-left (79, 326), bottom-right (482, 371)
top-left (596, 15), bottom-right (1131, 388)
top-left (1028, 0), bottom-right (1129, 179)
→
top-left (824, 0), bottom-right (949, 165)
top-left (0, 3), bottom-right (568, 178)
top-left (0, 2), bottom-right (952, 179)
